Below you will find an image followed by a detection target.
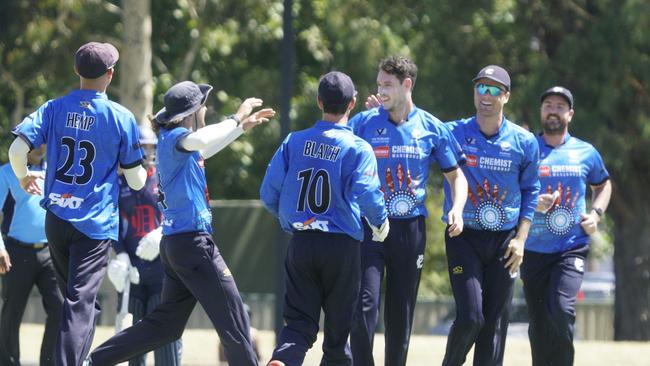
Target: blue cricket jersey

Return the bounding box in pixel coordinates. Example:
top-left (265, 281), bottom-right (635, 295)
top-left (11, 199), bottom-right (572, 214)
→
top-left (260, 121), bottom-right (387, 241)
top-left (12, 90), bottom-right (143, 240)
top-left (0, 163), bottom-right (47, 249)
top-left (526, 134), bottom-right (609, 253)
top-left (156, 127), bottom-right (212, 235)
top-left (116, 169), bottom-right (164, 284)
top-left (443, 116), bottom-right (540, 231)
top-left (348, 106), bottom-right (461, 218)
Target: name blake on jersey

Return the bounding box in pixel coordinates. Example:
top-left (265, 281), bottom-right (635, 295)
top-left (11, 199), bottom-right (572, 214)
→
top-left (66, 112), bottom-right (95, 131)
top-left (303, 140), bottom-right (341, 162)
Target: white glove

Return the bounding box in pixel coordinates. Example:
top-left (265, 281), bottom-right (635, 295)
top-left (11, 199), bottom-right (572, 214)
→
top-left (136, 227), bottom-right (163, 261)
top-left (368, 218), bottom-right (390, 242)
top-left (107, 252), bottom-right (140, 292)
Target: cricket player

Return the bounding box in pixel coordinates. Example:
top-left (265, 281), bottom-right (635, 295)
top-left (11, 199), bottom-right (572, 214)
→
top-left (106, 125), bottom-right (182, 365)
top-left (349, 56), bottom-right (468, 366)
top-left (0, 145), bottom-right (63, 366)
top-left (9, 41), bottom-right (146, 366)
top-left (441, 65), bottom-right (540, 366)
top-left (522, 86), bottom-right (611, 366)
top-left (260, 71), bottom-right (389, 366)
top-left (86, 80), bottom-right (274, 366)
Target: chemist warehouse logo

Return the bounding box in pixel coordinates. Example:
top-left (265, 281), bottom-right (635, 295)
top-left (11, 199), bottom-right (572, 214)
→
top-left (49, 193), bottom-right (84, 209)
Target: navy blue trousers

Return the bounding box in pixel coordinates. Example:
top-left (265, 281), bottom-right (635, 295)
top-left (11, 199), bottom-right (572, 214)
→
top-left (442, 227), bottom-right (516, 366)
top-left (117, 287), bottom-right (182, 366)
top-left (350, 216), bottom-right (425, 366)
top-left (45, 211), bottom-right (112, 366)
top-left (90, 232), bottom-right (256, 366)
top-left (0, 238), bottom-right (63, 366)
top-left (271, 231), bottom-right (360, 366)
top-left (521, 245), bottom-right (588, 366)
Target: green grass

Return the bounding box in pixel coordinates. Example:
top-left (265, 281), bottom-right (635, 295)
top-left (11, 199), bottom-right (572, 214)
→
top-left (19, 323), bottom-right (650, 365)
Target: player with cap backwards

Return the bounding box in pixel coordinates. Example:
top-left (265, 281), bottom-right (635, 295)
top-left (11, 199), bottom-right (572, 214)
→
top-left (260, 71), bottom-right (389, 366)
top-left (348, 56), bottom-right (468, 366)
top-left (521, 86), bottom-right (611, 366)
top-left (105, 125), bottom-right (182, 366)
top-left (440, 65), bottom-right (540, 366)
top-left (86, 80), bottom-right (274, 366)
top-left (8, 41), bottom-right (146, 366)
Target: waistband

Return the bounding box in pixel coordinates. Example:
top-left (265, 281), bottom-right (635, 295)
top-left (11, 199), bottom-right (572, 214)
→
top-left (7, 236), bottom-right (48, 249)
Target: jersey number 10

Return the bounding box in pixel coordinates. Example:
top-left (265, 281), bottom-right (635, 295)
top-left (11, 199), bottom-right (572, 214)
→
top-left (296, 168), bottom-right (331, 214)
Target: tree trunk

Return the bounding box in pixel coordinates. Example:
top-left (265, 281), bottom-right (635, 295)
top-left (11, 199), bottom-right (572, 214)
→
top-left (119, 0), bottom-right (152, 127)
top-left (612, 191), bottom-right (650, 340)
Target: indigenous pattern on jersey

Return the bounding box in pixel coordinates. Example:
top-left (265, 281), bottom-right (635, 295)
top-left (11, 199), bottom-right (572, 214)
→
top-left (526, 134), bottom-right (609, 253)
top-left (260, 121), bottom-right (387, 241)
top-left (0, 163), bottom-right (47, 244)
top-left (443, 116), bottom-right (540, 231)
top-left (12, 90), bottom-right (143, 240)
top-left (348, 106), bottom-right (461, 218)
top-left (157, 127), bottom-right (212, 235)
top-left (116, 170), bottom-right (164, 283)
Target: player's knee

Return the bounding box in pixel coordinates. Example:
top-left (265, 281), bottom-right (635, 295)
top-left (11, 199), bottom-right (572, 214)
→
top-left (454, 315), bottom-right (484, 335)
top-left (548, 300), bottom-right (575, 329)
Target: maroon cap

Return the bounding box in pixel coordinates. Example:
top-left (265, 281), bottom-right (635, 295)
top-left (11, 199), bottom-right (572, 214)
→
top-left (75, 42), bottom-right (119, 79)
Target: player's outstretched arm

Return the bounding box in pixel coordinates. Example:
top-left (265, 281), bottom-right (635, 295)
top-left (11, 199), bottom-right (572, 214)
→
top-left (181, 98), bottom-right (275, 159)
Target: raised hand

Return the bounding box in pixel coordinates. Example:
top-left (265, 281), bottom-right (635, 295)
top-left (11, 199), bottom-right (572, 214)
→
top-left (20, 171), bottom-right (45, 195)
top-left (241, 108), bottom-right (276, 132)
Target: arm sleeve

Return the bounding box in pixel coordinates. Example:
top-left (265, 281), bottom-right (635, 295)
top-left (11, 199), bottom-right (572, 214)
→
top-left (8, 138), bottom-right (30, 179)
top-left (259, 136), bottom-right (290, 217)
top-left (179, 119), bottom-right (244, 158)
top-left (122, 165), bottom-right (147, 191)
top-left (432, 123), bottom-right (464, 171)
top-left (349, 142), bottom-right (387, 227)
top-left (519, 136), bottom-right (541, 221)
top-left (119, 114), bottom-right (144, 169)
top-left (587, 147), bottom-right (610, 186)
top-left (12, 103), bottom-right (52, 149)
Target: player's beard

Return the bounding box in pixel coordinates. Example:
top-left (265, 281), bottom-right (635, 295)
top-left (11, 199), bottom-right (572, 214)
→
top-left (542, 114), bottom-right (567, 135)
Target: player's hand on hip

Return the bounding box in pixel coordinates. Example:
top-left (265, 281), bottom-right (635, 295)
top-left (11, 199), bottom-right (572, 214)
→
top-left (536, 191), bottom-right (559, 213)
top-left (369, 218), bottom-right (390, 242)
top-left (241, 108), bottom-right (276, 132)
top-left (365, 94), bottom-right (382, 110)
top-left (136, 227), bottom-right (163, 261)
top-left (447, 208), bottom-right (464, 237)
top-left (503, 236), bottom-right (525, 275)
top-left (580, 212), bottom-right (599, 235)
top-left (19, 171), bottom-right (45, 195)
top-left (0, 250), bottom-right (12, 274)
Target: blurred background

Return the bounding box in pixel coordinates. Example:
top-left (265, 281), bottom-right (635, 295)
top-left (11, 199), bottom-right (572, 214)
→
top-left (0, 0), bottom-right (648, 344)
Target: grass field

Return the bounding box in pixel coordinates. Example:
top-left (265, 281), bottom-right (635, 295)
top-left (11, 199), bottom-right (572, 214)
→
top-left (19, 323), bottom-right (650, 365)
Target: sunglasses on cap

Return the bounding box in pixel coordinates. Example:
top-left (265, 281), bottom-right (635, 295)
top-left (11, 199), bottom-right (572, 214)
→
top-left (476, 83), bottom-right (506, 96)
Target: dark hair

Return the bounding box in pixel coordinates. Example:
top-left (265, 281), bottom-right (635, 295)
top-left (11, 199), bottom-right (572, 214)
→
top-left (321, 100), bottom-right (351, 115)
top-left (379, 56), bottom-right (418, 89)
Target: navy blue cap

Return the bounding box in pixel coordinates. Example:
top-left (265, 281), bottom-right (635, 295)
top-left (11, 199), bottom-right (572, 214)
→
top-left (472, 65), bottom-right (511, 91)
top-left (318, 71), bottom-right (356, 106)
top-left (541, 86), bottom-right (574, 109)
top-left (154, 81), bottom-right (213, 125)
top-left (75, 42), bottom-right (119, 79)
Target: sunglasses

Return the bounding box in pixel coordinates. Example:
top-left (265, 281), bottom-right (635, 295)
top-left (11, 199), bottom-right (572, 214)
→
top-left (476, 83), bottom-right (506, 96)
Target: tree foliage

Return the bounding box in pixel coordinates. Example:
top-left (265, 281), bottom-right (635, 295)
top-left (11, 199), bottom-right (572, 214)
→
top-left (0, 0), bottom-right (648, 338)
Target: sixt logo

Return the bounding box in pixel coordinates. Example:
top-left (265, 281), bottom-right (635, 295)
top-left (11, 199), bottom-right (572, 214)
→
top-left (49, 193), bottom-right (84, 209)
top-left (292, 217), bottom-right (330, 232)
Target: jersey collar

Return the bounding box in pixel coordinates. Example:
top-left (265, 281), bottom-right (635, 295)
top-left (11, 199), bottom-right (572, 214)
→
top-left (315, 120), bottom-right (352, 131)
